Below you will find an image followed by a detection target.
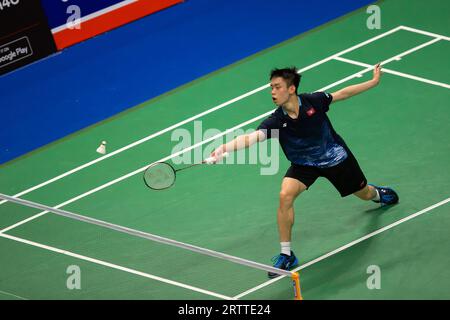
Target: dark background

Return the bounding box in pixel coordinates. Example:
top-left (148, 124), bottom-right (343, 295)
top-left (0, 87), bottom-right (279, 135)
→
top-left (0, 0), bottom-right (56, 75)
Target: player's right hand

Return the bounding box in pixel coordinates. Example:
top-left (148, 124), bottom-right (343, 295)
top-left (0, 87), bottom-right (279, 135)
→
top-left (210, 145), bottom-right (226, 162)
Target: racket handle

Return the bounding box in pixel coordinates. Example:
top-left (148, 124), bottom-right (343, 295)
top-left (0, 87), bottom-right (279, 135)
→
top-left (204, 152), bottom-right (229, 164)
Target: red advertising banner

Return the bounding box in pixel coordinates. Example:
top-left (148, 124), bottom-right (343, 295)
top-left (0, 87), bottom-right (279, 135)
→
top-left (51, 0), bottom-right (183, 50)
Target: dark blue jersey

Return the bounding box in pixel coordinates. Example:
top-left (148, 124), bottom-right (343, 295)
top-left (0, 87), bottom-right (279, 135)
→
top-left (257, 92), bottom-right (348, 167)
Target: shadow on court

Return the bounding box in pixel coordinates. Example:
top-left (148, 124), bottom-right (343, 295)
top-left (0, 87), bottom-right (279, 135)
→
top-left (364, 203), bottom-right (399, 214)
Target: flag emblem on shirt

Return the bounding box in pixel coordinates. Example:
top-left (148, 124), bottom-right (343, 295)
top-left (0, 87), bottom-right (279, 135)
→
top-left (306, 108), bottom-right (316, 116)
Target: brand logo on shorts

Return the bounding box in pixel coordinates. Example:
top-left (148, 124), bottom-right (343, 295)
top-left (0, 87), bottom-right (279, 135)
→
top-left (306, 108), bottom-right (316, 116)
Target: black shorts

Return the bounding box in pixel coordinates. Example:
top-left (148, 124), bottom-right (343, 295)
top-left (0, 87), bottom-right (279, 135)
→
top-left (285, 149), bottom-right (367, 197)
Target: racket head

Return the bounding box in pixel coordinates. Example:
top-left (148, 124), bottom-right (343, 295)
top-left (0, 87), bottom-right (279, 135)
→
top-left (143, 162), bottom-right (176, 190)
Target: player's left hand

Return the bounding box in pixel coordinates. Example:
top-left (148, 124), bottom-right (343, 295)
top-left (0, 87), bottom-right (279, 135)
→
top-left (373, 63), bottom-right (382, 84)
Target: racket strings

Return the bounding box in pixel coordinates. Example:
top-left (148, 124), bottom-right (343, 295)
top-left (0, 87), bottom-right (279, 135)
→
top-left (144, 163), bottom-right (176, 190)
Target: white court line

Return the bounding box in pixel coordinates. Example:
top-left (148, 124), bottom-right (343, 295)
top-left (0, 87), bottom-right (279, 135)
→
top-left (0, 233), bottom-right (234, 300)
top-left (334, 56), bottom-right (450, 89)
top-left (0, 33), bottom-right (444, 235)
top-left (0, 289), bottom-right (28, 300)
top-left (233, 197), bottom-right (450, 299)
top-left (400, 25), bottom-right (450, 42)
top-left (0, 25), bottom-right (405, 207)
top-left (381, 37), bottom-right (442, 64)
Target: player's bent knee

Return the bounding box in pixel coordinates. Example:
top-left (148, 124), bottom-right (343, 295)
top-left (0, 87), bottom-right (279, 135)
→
top-left (279, 190), bottom-right (299, 206)
top-left (279, 190), bottom-right (292, 202)
top-left (279, 178), bottom-right (306, 206)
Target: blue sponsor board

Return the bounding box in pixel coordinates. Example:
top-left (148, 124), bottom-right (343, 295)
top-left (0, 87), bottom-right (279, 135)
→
top-left (41, 0), bottom-right (126, 29)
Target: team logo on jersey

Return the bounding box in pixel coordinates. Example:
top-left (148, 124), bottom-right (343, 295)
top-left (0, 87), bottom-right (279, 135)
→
top-left (306, 108), bottom-right (316, 117)
top-left (282, 123), bottom-right (287, 127)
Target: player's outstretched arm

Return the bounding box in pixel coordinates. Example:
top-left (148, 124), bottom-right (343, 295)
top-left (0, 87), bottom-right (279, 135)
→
top-left (331, 63), bottom-right (382, 102)
top-left (211, 130), bottom-right (266, 160)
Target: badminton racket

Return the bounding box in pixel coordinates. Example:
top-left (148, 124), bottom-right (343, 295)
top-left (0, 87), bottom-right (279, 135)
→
top-left (143, 152), bottom-right (228, 190)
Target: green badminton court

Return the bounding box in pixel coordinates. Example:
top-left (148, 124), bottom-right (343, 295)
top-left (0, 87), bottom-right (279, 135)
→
top-left (0, 0), bottom-right (449, 300)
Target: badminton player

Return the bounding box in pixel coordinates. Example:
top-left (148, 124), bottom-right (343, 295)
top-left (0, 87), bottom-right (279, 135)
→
top-left (211, 63), bottom-right (399, 278)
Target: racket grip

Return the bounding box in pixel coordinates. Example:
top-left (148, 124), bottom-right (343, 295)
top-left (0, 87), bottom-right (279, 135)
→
top-left (205, 152), bottom-right (229, 164)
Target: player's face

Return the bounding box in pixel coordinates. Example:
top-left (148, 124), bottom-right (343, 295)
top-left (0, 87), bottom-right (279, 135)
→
top-left (270, 77), bottom-right (294, 106)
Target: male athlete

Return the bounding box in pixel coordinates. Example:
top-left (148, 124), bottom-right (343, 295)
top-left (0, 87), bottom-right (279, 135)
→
top-left (211, 64), bottom-right (399, 278)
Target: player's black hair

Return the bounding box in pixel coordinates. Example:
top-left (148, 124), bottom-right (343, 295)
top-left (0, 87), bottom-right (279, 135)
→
top-left (270, 67), bottom-right (302, 93)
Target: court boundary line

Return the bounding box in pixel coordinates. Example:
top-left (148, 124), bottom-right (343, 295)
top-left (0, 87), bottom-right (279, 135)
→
top-left (1, 27), bottom-right (446, 235)
top-left (0, 289), bottom-right (28, 300)
top-left (400, 25), bottom-right (450, 41)
top-left (0, 232), bottom-right (235, 300)
top-left (0, 25), bottom-right (406, 207)
top-left (233, 197), bottom-right (450, 299)
top-left (334, 56), bottom-right (450, 89)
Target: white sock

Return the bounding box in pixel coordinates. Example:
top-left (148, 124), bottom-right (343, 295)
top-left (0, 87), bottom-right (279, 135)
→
top-left (372, 188), bottom-right (380, 201)
top-left (280, 242), bottom-right (291, 256)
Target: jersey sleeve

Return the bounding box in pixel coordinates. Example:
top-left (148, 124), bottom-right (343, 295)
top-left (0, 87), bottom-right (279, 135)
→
top-left (306, 92), bottom-right (333, 112)
top-left (256, 112), bottom-right (281, 139)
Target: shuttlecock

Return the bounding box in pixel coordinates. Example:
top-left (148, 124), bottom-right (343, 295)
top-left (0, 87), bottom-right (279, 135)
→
top-left (96, 141), bottom-right (107, 154)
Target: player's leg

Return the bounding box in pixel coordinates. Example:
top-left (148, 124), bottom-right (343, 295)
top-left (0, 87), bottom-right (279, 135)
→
top-left (322, 149), bottom-right (399, 205)
top-left (353, 184), bottom-right (378, 200)
top-left (322, 149), bottom-right (369, 198)
top-left (278, 177), bottom-right (307, 244)
top-left (356, 184), bottom-right (399, 206)
top-left (268, 165), bottom-right (318, 279)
